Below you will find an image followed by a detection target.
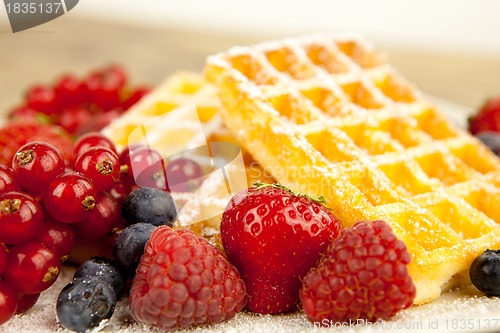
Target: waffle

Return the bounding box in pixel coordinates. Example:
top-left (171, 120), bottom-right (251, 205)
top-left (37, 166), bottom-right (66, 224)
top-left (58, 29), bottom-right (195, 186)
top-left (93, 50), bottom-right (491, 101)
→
top-left (102, 72), bottom-right (274, 234)
top-left (205, 33), bottom-right (500, 305)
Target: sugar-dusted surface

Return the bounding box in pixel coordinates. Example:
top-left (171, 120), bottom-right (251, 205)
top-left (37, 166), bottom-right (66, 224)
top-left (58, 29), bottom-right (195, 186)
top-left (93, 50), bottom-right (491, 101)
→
top-left (2, 266), bottom-right (500, 333)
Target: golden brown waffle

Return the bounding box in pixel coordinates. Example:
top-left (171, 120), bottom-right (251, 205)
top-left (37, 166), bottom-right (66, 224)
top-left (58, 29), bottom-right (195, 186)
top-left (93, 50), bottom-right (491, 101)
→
top-left (102, 72), bottom-right (274, 235)
top-left (205, 33), bottom-right (500, 305)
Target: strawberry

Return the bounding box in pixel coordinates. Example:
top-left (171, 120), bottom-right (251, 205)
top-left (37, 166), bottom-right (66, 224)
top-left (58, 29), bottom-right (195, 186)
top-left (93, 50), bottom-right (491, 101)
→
top-left (300, 220), bottom-right (415, 324)
top-left (0, 123), bottom-right (74, 166)
top-left (220, 183), bottom-right (343, 314)
top-left (469, 96), bottom-right (500, 135)
top-left (129, 226), bottom-right (247, 330)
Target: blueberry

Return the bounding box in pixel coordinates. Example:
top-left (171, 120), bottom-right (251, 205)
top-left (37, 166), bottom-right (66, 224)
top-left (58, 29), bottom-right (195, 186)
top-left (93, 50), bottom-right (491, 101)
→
top-left (113, 223), bottom-right (155, 276)
top-left (56, 277), bottom-right (116, 333)
top-left (122, 187), bottom-right (177, 226)
top-left (477, 131), bottom-right (500, 156)
top-left (470, 249), bottom-right (500, 296)
top-left (74, 257), bottom-right (125, 298)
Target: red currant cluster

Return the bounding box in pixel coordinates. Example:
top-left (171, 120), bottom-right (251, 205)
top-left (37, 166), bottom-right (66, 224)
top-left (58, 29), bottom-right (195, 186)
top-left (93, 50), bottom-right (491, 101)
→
top-left (0, 133), bottom-right (126, 324)
top-left (8, 65), bottom-right (150, 136)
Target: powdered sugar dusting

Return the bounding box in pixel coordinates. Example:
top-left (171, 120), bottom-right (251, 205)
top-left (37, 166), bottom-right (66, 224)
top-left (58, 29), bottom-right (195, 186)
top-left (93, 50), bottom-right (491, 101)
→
top-left (4, 268), bottom-right (500, 333)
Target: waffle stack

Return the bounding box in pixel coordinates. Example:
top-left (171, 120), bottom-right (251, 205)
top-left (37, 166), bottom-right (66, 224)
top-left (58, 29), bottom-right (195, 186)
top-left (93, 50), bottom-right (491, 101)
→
top-left (205, 34), bottom-right (500, 304)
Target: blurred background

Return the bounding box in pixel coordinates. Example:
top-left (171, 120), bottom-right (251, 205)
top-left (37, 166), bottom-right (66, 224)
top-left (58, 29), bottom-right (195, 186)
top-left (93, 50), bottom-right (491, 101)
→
top-left (1, 0), bottom-right (499, 114)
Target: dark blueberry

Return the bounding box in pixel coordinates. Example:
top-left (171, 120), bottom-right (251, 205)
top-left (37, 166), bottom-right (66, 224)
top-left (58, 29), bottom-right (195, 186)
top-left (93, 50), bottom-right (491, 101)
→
top-left (74, 257), bottom-right (125, 298)
top-left (113, 223), bottom-right (155, 276)
top-left (56, 277), bottom-right (116, 333)
top-left (121, 187), bottom-right (177, 226)
top-left (470, 249), bottom-right (500, 296)
top-left (477, 131), bottom-right (500, 156)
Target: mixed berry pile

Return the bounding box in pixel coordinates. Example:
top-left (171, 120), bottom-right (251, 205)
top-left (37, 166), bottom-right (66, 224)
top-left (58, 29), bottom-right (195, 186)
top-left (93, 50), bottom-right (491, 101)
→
top-left (1, 66), bottom-right (500, 332)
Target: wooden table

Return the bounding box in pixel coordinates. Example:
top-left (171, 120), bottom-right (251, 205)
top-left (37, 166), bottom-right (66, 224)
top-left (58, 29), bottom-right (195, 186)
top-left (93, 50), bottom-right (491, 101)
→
top-left (1, 17), bottom-right (500, 115)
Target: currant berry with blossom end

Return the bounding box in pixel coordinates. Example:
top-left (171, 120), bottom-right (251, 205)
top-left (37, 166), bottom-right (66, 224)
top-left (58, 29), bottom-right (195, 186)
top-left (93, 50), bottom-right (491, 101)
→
top-left (4, 241), bottom-right (61, 294)
top-left (0, 191), bottom-right (43, 245)
top-left (44, 171), bottom-right (96, 224)
top-left (75, 147), bottom-right (120, 192)
top-left (12, 142), bottom-right (65, 194)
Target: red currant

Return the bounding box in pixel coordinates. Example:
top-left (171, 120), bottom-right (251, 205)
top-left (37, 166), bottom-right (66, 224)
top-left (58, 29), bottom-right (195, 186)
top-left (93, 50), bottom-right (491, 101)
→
top-left (73, 192), bottom-right (121, 240)
top-left (122, 86), bottom-right (151, 110)
top-left (4, 241), bottom-right (61, 294)
top-left (0, 163), bottom-right (19, 194)
top-left (118, 144), bottom-right (146, 176)
top-left (36, 218), bottom-right (75, 259)
top-left (0, 243), bottom-right (7, 276)
top-left (165, 157), bottom-right (203, 192)
top-left (74, 132), bottom-right (117, 156)
top-left (54, 74), bottom-right (83, 108)
top-left (74, 147), bottom-right (120, 191)
top-left (110, 173), bottom-right (135, 202)
top-left (15, 292), bottom-right (40, 314)
top-left (12, 142), bottom-right (65, 195)
top-left (83, 65), bottom-right (127, 111)
top-left (25, 85), bottom-right (57, 115)
top-left (0, 281), bottom-right (17, 325)
top-left (56, 105), bottom-right (94, 135)
top-left (0, 191), bottom-right (43, 245)
top-left (44, 171), bottom-right (96, 224)
top-left (127, 147), bottom-right (165, 189)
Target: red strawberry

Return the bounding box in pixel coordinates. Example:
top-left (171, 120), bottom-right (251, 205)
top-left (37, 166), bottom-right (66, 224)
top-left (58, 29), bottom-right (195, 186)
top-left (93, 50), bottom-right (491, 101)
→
top-left (300, 220), bottom-right (416, 324)
top-left (0, 123), bottom-right (74, 166)
top-left (469, 96), bottom-right (500, 135)
top-left (129, 226), bottom-right (247, 331)
top-left (220, 183), bottom-right (342, 314)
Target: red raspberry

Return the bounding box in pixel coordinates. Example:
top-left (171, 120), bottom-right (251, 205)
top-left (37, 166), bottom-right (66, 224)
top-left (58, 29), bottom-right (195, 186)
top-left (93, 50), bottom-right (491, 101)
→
top-left (221, 183), bottom-right (342, 314)
top-left (129, 226), bottom-right (247, 330)
top-left (469, 96), bottom-right (500, 134)
top-left (300, 220), bottom-right (416, 324)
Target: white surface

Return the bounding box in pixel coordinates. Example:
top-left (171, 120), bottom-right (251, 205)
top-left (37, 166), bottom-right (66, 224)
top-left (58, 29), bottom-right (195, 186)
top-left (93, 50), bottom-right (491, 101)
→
top-left (66, 0), bottom-right (500, 56)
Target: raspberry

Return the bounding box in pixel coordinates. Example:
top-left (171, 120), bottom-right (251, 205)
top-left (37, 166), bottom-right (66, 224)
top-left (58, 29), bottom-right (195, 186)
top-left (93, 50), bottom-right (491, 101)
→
top-left (129, 226), bottom-right (247, 330)
top-left (300, 220), bottom-right (415, 324)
